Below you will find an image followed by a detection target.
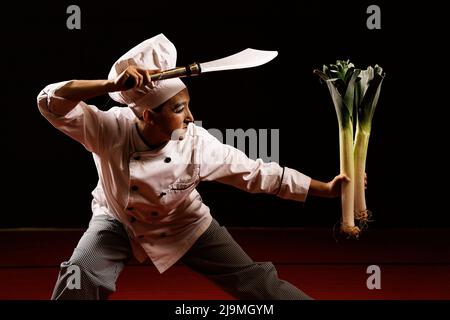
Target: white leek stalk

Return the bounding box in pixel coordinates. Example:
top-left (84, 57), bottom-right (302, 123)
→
top-left (314, 61), bottom-right (361, 237)
top-left (354, 65), bottom-right (385, 225)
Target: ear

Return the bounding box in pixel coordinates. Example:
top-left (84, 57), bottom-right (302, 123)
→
top-left (142, 108), bottom-right (155, 125)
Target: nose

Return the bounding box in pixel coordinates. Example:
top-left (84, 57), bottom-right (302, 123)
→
top-left (184, 106), bottom-right (194, 123)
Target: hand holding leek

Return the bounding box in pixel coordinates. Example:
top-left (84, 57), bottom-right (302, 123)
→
top-left (309, 174), bottom-right (351, 198)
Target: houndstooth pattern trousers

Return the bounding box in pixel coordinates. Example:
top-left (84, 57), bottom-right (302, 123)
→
top-left (51, 214), bottom-right (312, 300)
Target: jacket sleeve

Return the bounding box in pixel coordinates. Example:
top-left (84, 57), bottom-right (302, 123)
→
top-left (37, 81), bottom-right (112, 155)
top-left (197, 127), bottom-right (311, 202)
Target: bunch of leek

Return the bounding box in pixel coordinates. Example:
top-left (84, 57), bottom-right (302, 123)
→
top-left (314, 60), bottom-right (385, 237)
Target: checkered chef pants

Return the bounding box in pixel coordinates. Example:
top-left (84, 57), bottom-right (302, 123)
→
top-left (51, 214), bottom-right (312, 300)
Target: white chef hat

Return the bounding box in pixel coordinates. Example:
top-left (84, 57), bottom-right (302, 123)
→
top-left (108, 34), bottom-right (186, 117)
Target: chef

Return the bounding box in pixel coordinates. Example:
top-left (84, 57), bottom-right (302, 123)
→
top-left (38, 33), bottom-right (349, 300)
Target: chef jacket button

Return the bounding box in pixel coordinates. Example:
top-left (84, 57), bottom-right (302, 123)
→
top-left (164, 157), bottom-right (171, 163)
top-left (151, 211), bottom-right (158, 217)
top-left (133, 155), bottom-right (141, 160)
top-left (131, 185), bottom-right (139, 191)
top-left (130, 216), bottom-right (136, 223)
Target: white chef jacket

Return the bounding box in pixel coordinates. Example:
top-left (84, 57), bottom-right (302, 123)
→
top-left (37, 81), bottom-right (312, 273)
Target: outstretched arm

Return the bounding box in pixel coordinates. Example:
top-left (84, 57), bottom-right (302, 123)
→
top-left (309, 173), bottom-right (367, 198)
top-left (308, 174), bottom-right (350, 198)
top-left (197, 127), bottom-right (367, 202)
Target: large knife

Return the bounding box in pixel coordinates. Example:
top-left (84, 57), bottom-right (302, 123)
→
top-left (125, 48), bottom-right (278, 88)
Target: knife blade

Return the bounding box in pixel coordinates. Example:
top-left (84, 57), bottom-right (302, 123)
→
top-left (199, 48), bottom-right (278, 73)
top-left (125, 48), bottom-right (278, 88)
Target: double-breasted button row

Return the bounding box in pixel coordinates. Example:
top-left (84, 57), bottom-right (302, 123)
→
top-left (127, 207), bottom-right (159, 223)
top-left (131, 185), bottom-right (165, 198)
top-left (130, 156), bottom-right (171, 194)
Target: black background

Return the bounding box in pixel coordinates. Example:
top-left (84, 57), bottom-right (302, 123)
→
top-left (1, 0), bottom-right (448, 228)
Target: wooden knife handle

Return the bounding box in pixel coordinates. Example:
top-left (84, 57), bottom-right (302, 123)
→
top-left (124, 63), bottom-right (201, 89)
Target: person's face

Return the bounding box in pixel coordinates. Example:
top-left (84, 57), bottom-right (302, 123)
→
top-left (144, 88), bottom-right (194, 141)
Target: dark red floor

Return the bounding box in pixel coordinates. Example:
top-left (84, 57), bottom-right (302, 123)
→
top-left (1, 228), bottom-right (449, 299)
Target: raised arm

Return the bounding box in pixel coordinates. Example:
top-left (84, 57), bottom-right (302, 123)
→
top-left (37, 66), bottom-right (156, 154)
top-left (50, 66), bottom-right (154, 116)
